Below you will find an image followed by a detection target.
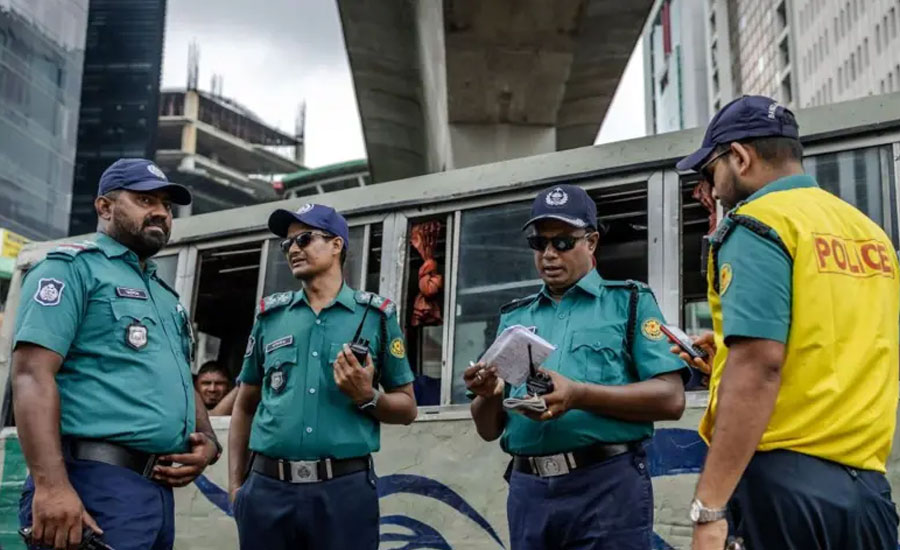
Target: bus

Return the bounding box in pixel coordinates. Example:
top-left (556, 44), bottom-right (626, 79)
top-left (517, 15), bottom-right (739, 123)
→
top-left (1, 93), bottom-right (899, 550)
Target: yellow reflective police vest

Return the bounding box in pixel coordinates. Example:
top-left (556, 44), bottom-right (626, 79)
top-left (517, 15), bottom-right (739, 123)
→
top-left (700, 183), bottom-right (899, 472)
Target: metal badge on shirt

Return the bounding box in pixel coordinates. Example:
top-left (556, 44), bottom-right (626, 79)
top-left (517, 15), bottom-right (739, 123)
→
top-left (269, 367), bottom-right (287, 393)
top-left (34, 278), bottom-right (65, 306)
top-left (126, 321), bottom-right (149, 350)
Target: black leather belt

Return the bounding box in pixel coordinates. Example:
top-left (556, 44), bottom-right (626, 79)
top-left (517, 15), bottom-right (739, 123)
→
top-left (251, 453), bottom-right (370, 484)
top-left (65, 439), bottom-right (160, 478)
top-left (512, 443), bottom-right (634, 477)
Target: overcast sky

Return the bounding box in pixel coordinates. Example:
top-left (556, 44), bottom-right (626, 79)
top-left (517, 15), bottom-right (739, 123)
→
top-left (162, 1), bottom-right (644, 168)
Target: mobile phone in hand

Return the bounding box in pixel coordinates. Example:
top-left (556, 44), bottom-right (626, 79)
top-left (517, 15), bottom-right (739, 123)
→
top-left (660, 324), bottom-right (708, 360)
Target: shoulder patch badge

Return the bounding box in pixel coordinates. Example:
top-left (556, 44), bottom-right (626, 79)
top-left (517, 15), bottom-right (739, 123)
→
top-left (720, 263), bottom-right (734, 296)
top-left (34, 278), bottom-right (65, 306)
top-left (390, 337), bottom-right (406, 359)
top-left (641, 318), bottom-right (664, 341)
top-left (244, 336), bottom-right (255, 358)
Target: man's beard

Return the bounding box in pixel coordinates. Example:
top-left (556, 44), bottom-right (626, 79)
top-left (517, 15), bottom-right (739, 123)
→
top-left (108, 209), bottom-right (170, 259)
top-left (720, 170), bottom-right (752, 211)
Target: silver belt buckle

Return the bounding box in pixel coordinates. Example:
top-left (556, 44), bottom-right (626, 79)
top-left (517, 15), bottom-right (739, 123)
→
top-left (532, 454), bottom-right (570, 477)
top-left (288, 460), bottom-right (320, 483)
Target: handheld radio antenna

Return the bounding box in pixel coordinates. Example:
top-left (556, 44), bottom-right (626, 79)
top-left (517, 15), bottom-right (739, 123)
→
top-left (352, 295), bottom-right (374, 342)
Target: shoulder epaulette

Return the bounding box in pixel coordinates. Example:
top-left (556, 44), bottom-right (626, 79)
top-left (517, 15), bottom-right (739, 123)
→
top-left (257, 291), bottom-right (293, 316)
top-left (355, 290), bottom-right (396, 317)
top-left (499, 293), bottom-right (539, 314)
top-left (154, 275), bottom-right (179, 298)
top-left (46, 241), bottom-right (100, 262)
top-left (602, 279), bottom-right (651, 293)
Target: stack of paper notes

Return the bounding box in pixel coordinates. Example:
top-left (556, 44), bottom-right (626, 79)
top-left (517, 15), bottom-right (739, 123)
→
top-left (480, 324), bottom-right (557, 386)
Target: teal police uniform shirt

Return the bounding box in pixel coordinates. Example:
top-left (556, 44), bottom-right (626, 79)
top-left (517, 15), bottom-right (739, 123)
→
top-left (239, 284), bottom-right (415, 461)
top-left (13, 233), bottom-right (196, 454)
top-left (498, 270), bottom-right (687, 455)
top-left (715, 175), bottom-right (809, 344)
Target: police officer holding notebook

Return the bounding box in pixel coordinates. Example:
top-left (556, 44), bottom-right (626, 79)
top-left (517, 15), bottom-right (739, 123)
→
top-left (12, 159), bottom-right (220, 550)
top-left (228, 203), bottom-right (417, 550)
top-left (466, 184), bottom-right (688, 550)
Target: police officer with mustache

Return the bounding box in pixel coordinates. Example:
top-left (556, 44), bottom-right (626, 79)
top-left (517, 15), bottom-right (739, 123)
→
top-left (12, 159), bottom-right (220, 550)
top-left (466, 184), bottom-right (688, 550)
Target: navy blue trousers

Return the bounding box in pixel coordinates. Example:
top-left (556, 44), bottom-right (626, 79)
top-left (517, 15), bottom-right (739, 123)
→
top-left (233, 469), bottom-right (379, 550)
top-left (19, 459), bottom-right (174, 550)
top-left (507, 450), bottom-right (653, 550)
top-left (729, 450), bottom-right (899, 550)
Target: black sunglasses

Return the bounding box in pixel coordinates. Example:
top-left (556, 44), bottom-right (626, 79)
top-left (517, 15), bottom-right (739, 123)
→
top-left (280, 231), bottom-right (334, 254)
top-left (526, 234), bottom-right (590, 252)
top-left (700, 149), bottom-right (731, 181)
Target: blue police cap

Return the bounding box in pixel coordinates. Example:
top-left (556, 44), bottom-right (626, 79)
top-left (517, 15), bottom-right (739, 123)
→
top-left (677, 95), bottom-right (800, 172)
top-left (522, 184), bottom-right (598, 231)
top-left (98, 158), bottom-right (192, 205)
top-left (268, 203), bottom-right (350, 249)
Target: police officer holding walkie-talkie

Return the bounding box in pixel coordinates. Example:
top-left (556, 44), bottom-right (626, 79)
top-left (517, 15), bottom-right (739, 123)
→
top-left (228, 203), bottom-right (417, 550)
top-left (465, 184), bottom-right (689, 550)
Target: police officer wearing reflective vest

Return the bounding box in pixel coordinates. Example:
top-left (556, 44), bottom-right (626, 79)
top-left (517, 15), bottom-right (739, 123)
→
top-left (465, 184), bottom-right (688, 550)
top-left (675, 96), bottom-right (900, 550)
top-left (12, 159), bottom-right (221, 550)
top-left (228, 204), bottom-right (417, 550)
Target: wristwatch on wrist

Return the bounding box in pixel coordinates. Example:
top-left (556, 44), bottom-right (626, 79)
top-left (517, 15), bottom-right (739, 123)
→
top-left (689, 498), bottom-right (727, 524)
top-left (204, 433), bottom-right (223, 465)
top-left (357, 388), bottom-right (381, 412)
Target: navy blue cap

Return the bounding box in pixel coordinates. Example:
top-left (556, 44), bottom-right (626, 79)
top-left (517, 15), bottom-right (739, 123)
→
top-left (522, 184), bottom-right (598, 231)
top-left (98, 158), bottom-right (192, 205)
top-left (677, 95), bottom-right (800, 172)
top-left (268, 203), bottom-right (350, 249)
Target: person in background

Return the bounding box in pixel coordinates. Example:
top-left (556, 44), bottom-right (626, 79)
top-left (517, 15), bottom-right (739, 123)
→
top-left (194, 361), bottom-right (238, 416)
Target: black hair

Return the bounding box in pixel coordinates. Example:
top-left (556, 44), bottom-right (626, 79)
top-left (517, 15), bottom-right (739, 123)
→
top-left (715, 136), bottom-right (803, 165)
top-left (197, 361), bottom-right (229, 379)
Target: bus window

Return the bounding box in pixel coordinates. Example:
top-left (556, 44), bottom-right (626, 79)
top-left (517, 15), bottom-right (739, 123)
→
top-left (403, 217), bottom-right (448, 406)
top-left (682, 177), bottom-right (714, 336)
top-left (591, 185), bottom-right (649, 282)
top-left (191, 242), bottom-right (262, 378)
top-left (154, 253), bottom-right (178, 290)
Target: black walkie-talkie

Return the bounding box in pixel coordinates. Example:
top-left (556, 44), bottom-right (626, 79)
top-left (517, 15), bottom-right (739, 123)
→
top-left (525, 344), bottom-right (554, 396)
top-left (349, 295), bottom-right (373, 365)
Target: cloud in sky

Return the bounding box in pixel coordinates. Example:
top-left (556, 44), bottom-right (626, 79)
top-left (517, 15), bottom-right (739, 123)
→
top-left (162, 0), bottom-right (366, 168)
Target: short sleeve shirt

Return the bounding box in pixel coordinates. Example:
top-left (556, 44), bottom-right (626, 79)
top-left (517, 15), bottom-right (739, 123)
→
top-left (239, 284), bottom-right (414, 460)
top-left (13, 233), bottom-right (195, 453)
top-left (497, 270), bottom-right (688, 455)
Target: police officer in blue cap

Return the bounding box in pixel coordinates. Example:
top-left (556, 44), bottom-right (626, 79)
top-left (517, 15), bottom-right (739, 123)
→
top-left (12, 158), bottom-right (220, 550)
top-left (466, 184), bottom-right (688, 550)
top-left (676, 96), bottom-right (900, 550)
top-left (228, 203), bottom-right (417, 550)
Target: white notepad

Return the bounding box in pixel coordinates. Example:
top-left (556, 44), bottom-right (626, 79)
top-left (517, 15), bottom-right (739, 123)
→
top-left (479, 325), bottom-right (556, 386)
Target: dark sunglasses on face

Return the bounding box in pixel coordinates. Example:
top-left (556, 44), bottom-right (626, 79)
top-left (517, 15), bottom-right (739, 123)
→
top-left (700, 148), bottom-right (731, 182)
top-left (526, 233), bottom-right (590, 252)
top-left (280, 231), bottom-right (335, 254)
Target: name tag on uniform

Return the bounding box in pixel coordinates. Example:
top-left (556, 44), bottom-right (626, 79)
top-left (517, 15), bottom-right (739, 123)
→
top-left (265, 335), bottom-right (294, 354)
top-left (116, 287), bottom-right (148, 300)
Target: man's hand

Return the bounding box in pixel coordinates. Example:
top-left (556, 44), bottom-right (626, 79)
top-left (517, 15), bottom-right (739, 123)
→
top-left (31, 481), bottom-right (102, 550)
top-left (153, 432), bottom-right (218, 487)
top-left (229, 484), bottom-right (241, 504)
top-left (333, 344), bottom-right (376, 404)
top-left (692, 519), bottom-right (729, 550)
top-left (463, 362), bottom-right (501, 399)
top-left (670, 332), bottom-right (717, 374)
top-left (527, 369), bottom-right (583, 422)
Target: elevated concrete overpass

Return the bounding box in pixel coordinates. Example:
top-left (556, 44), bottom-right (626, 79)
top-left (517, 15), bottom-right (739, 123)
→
top-left (338, 0), bottom-right (653, 183)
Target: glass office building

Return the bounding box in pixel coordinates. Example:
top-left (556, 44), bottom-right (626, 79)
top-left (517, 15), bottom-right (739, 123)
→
top-left (69, 0), bottom-right (167, 236)
top-left (0, 0), bottom-right (89, 240)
